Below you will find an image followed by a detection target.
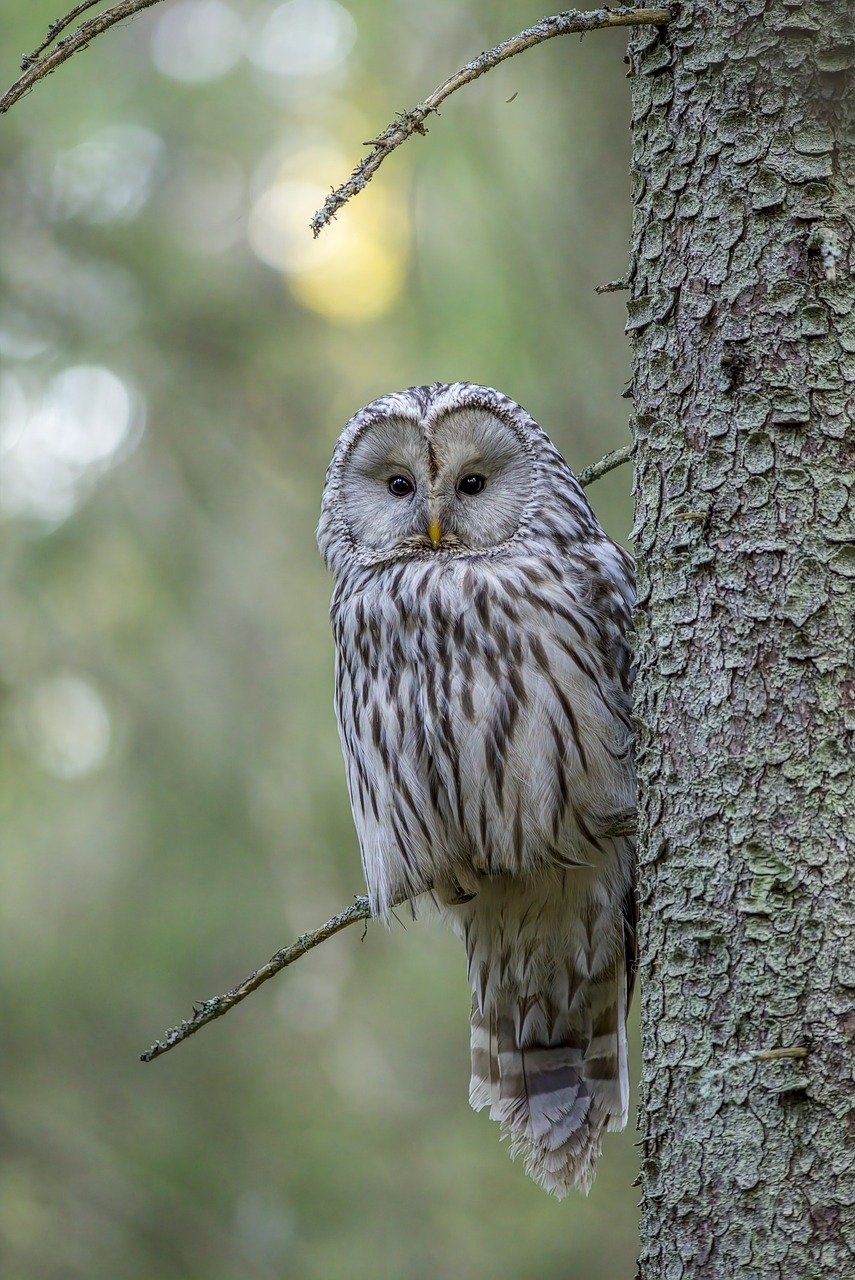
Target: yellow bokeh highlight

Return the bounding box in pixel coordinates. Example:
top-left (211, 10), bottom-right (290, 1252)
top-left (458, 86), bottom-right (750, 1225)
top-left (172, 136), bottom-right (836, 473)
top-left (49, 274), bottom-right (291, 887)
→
top-left (247, 140), bottom-right (410, 323)
top-left (289, 199), bottom-right (408, 322)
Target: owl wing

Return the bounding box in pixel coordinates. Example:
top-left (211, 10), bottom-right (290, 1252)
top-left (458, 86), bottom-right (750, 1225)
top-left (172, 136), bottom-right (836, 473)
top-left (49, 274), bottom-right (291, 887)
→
top-left (427, 544), bottom-right (635, 879)
top-left (333, 593), bottom-right (445, 916)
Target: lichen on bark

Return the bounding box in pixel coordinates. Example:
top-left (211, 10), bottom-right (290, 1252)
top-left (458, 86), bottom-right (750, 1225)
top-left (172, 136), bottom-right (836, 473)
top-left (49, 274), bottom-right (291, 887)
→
top-left (627, 2), bottom-right (854, 1276)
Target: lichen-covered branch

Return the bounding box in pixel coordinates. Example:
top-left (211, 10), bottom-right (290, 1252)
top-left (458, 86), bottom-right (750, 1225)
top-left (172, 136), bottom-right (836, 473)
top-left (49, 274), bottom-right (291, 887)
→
top-left (577, 443), bottom-right (632, 488)
top-left (142, 807), bottom-right (637, 1062)
top-left (595, 277), bottom-right (630, 294)
top-left (20, 1), bottom-right (105, 68)
top-left (140, 897), bottom-right (373, 1063)
top-left (1, 0), bottom-right (166, 116)
top-left (310, 6), bottom-right (672, 237)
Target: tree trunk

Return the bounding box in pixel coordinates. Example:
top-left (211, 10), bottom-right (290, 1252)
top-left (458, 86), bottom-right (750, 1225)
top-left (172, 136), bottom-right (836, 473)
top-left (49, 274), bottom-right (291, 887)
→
top-left (627, 3), bottom-right (854, 1276)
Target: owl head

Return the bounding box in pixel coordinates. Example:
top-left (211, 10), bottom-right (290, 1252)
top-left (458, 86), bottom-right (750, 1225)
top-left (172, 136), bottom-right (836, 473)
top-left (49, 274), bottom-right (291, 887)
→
top-left (317, 382), bottom-right (596, 574)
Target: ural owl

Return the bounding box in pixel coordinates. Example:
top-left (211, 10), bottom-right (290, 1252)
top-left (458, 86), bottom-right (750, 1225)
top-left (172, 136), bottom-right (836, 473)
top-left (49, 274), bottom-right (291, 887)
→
top-left (317, 383), bottom-right (635, 1196)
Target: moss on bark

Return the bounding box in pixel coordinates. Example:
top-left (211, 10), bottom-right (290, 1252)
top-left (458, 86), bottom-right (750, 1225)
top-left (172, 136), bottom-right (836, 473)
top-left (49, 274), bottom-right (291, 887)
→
top-left (627, 3), bottom-right (854, 1275)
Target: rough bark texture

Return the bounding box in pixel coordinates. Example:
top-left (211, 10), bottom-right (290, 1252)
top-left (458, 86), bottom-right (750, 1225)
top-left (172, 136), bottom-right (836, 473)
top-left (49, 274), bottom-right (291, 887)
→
top-left (627, 3), bottom-right (854, 1276)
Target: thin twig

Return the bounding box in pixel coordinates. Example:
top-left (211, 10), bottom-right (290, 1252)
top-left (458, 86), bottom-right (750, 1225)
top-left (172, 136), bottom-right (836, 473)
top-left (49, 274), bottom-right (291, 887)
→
top-left (21, 1), bottom-right (105, 68)
top-left (751, 1045), bottom-right (809, 1062)
top-left (1, 0), bottom-right (166, 116)
top-left (577, 443), bottom-right (632, 488)
top-left (311, 6), bottom-right (671, 236)
top-left (141, 812), bottom-right (636, 1063)
top-left (595, 278), bottom-right (630, 294)
top-left (698, 1044), bottom-right (810, 1093)
top-left (140, 897), bottom-right (373, 1062)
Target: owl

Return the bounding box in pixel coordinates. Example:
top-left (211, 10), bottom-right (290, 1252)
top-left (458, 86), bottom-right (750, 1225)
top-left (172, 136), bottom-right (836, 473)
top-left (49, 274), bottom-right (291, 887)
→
top-left (317, 383), bottom-right (636, 1196)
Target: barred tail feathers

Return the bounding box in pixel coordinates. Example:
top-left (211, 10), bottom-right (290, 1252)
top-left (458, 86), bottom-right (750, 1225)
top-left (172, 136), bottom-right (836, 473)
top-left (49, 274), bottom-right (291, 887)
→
top-left (468, 952), bottom-right (629, 1197)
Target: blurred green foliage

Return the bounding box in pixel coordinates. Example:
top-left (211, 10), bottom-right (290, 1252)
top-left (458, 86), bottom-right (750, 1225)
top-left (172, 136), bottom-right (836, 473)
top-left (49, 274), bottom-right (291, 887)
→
top-left (0, 3), bottom-right (639, 1277)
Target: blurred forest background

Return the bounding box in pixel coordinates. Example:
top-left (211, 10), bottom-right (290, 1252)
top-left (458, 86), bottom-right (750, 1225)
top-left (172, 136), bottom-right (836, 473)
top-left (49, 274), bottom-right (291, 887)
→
top-left (1, 3), bottom-right (640, 1277)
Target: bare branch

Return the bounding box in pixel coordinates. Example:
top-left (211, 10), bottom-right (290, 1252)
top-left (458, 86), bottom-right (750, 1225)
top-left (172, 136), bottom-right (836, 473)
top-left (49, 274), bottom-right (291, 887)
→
top-left (311, 6), bottom-right (671, 236)
top-left (1, 0), bottom-right (166, 116)
top-left (140, 897), bottom-right (373, 1063)
top-left (577, 443), bottom-right (632, 488)
top-left (140, 812), bottom-right (636, 1063)
top-left (595, 278), bottom-right (630, 294)
top-left (21, 2), bottom-right (105, 68)
top-left (751, 1045), bottom-right (809, 1063)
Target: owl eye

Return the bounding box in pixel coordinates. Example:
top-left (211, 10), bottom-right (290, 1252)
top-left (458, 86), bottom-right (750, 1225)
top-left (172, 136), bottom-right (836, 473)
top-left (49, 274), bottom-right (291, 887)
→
top-left (457, 474), bottom-right (485, 496)
top-left (388, 475), bottom-right (414, 497)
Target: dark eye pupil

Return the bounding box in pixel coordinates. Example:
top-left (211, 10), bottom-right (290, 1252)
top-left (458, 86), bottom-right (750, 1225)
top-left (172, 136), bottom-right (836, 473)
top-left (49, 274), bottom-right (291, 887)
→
top-left (388, 475), bottom-right (413, 496)
top-left (458, 474), bottom-right (485, 495)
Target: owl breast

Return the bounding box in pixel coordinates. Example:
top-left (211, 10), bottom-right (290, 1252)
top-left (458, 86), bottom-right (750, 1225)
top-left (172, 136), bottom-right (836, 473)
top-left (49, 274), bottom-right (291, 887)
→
top-left (331, 543), bottom-right (634, 916)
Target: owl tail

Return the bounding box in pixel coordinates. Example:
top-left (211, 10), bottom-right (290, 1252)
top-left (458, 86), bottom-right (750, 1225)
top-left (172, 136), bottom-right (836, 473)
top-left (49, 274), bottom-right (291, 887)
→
top-left (468, 954), bottom-right (629, 1197)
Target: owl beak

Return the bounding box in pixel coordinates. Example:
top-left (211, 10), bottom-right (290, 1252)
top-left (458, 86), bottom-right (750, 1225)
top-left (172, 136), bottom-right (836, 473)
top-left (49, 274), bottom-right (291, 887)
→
top-left (427, 519), bottom-right (442, 548)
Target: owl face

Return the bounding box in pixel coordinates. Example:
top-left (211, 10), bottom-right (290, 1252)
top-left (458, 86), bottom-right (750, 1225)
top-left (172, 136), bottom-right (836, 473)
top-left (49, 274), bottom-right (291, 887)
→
top-left (322, 386), bottom-right (540, 568)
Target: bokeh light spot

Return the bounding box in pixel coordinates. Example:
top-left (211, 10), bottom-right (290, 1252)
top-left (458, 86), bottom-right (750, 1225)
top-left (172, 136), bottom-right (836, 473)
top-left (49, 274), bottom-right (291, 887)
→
top-left (247, 143), bottom-right (409, 321)
top-left (150, 0), bottom-right (245, 83)
top-left (247, 0), bottom-right (357, 78)
top-left (0, 310), bottom-right (53, 361)
top-left (50, 125), bottom-right (164, 224)
top-left (289, 223), bottom-right (407, 321)
top-left (16, 674), bottom-right (111, 780)
top-left (0, 366), bottom-right (142, 524)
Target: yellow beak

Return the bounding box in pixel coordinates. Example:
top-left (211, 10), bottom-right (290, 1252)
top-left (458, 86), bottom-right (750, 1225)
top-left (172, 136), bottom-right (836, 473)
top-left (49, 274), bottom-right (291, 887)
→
top-left (428, 519), bottom-right (442, 548)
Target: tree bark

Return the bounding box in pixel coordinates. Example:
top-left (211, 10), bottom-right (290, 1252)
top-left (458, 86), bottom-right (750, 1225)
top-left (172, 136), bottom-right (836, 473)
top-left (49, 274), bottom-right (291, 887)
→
top-left (628, 3), bottom-right (854, 1276)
